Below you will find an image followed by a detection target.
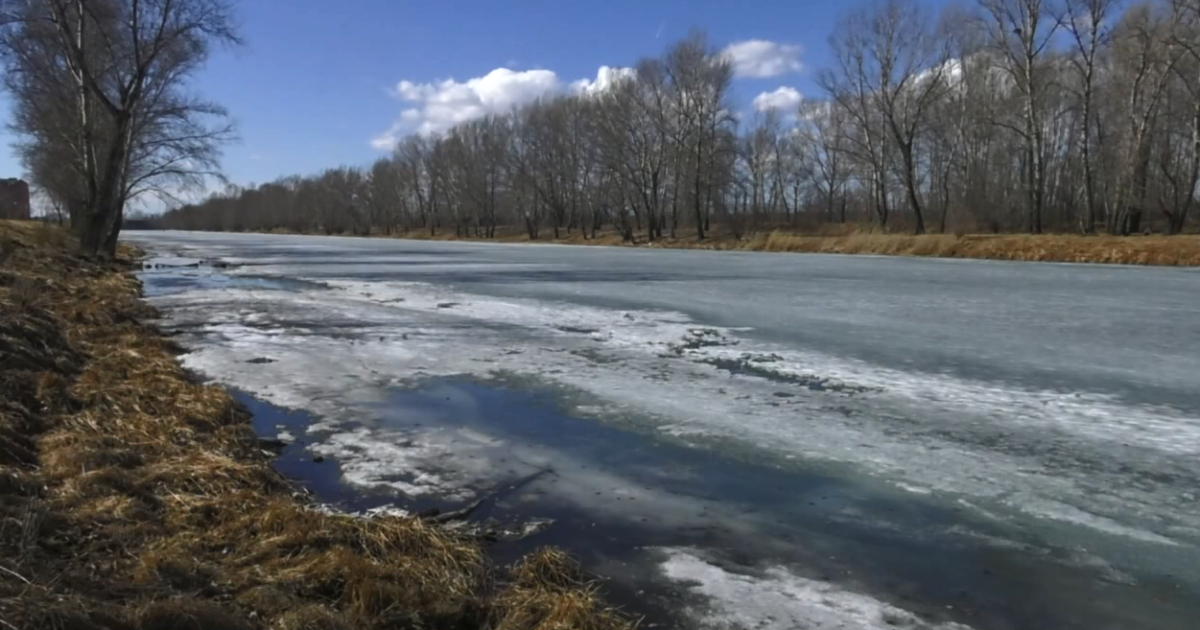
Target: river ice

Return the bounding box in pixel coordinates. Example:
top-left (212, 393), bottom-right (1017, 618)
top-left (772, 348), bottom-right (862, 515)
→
top-left (127, 231), bottom-right (1200, 630)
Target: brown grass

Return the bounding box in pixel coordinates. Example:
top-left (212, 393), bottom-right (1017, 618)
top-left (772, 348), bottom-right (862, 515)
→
top-left (380, 224), bottom-right (1200, 266)
top-left (0, 219), bottom-right (634, 630)
top-left (750, 230), bottom-right (1200, 265)
top-left (490, 549), bottom-right (633, 630)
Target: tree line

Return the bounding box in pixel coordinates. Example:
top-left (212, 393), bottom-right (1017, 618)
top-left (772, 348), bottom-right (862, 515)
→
top-left (165, 0), bottom-right (1199, 239)
top-left (0, 0), bottom-right (238, 257)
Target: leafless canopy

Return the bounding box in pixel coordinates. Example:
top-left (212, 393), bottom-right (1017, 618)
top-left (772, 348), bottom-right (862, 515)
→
top-left (163, 2), bottom-right (1200, 238)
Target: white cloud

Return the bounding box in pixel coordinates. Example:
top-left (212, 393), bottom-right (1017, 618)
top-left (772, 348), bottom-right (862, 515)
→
top-left (371, 68), bottom-right (558, 146)
top-left (722, 40), bottom-right (803, 78)
top-left (371, 65), bottom-right (634, 149)
top-left (570, 66), bottom-right (635, 95)
top-left (370, 123), bottom-right (405, 151)
top-left (752, 86), bottom-right (802, 112)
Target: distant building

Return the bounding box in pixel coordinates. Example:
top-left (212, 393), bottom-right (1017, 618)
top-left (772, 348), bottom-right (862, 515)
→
top-left (0, 178), bottom-right (31, 220)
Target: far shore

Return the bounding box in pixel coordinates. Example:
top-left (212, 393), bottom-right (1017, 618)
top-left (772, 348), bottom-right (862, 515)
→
top-left (159, 225), bottom-right (1200, 267)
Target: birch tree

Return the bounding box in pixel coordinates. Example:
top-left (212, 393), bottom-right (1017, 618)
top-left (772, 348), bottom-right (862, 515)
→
top-left (977, 0), bottom-right (1059, 233)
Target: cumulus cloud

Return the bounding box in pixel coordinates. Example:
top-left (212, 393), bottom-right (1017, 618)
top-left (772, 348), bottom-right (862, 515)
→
top-left (370, 68), bottom-right (557, 147)
top-left (570, 66), bottom-right (635, 95)
top-left (722, 40), bottom-right (803, 78)
top-left (371, 66), bottom-right (633, 149)
top-left (752, 86), bottom-right (802, 112)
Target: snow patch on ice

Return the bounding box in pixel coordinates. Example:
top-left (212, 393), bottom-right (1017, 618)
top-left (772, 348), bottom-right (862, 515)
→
top-left (1010, 497), bottom-right (1180, 546)
top-left (658, 548), bottom-right (973, 630)
top-left (274, 426), bottom-right (295, 443)
top-left (307, 503), bottom-right (411, 519)
top-left (309, 426), bottom-right (487, 501)
top-left (359, 505), bottom-right (412, 519)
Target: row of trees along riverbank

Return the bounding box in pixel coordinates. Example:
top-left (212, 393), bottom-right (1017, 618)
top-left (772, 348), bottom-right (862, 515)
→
top-left (159, 0), bottom-right (1200, 241)
top-left (0, 0), bottom-right (238, 257)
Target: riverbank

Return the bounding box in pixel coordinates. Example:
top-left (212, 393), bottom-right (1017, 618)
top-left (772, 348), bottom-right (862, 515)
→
top-left (372, 227), bottom-right (1200, 266)
top-left (0, 220), bottom-right (630, 630)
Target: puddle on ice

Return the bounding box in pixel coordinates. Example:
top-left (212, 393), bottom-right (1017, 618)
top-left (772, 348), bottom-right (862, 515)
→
top-left (231, 377), bottom-right (1198, 630)
top-left (143, 255), bottom-right (204, 268)
top-left (236, 390), bottom-right (366, 509)
top-left (140, 263), bottom-right (326, 298)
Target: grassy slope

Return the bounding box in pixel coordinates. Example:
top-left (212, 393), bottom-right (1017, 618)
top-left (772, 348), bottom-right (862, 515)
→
top-left (386, 226), bottom-right (1200, 266)
top-left (0, 221), bottom-right (630, 630)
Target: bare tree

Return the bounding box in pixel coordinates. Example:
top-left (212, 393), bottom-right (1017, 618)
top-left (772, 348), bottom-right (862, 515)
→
top-left (1109, 1), bottom-right (1183, 234)
top-left (794, 100), bottom-right (850, 224)
top-left (593, 59), bottom-right (671, 241)
top-left (664, 32), bottom-right (734, 239)
top-left (740, 109), bottom-right (782, 226)
top-left (822, 12), bottom-right (896, 231)
top-left (977, 0), bottom-right (1059, 233)
top-left (865, 0), bottom-right (954, 234)
top-left (1061, 0), bottom-right (1117, 233)
top-left (395, 135), bottom-right (438, 235)
top-left (1158, 0), bottom-right (1200, 234)
top-left (0, 0), bottom-right (238, 255)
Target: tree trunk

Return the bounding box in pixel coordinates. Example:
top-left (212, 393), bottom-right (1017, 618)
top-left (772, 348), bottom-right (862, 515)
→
top-left (692, 138), bottom-right (705, 240)
top-left (1080, 71), bottom-right (1097, 234)
top-left (1174, 98), bottom-right (1200, 235)
top-left (873, 169), bottom-right (890, 231)
top-left (1022, 47), bottom-right (1044, 235)
top-left (81, 116), bottom-right (133, 257)
top-left (939, 169), bottom-right (951, 234)
top-left (901, 144), bottom-right (926, 235)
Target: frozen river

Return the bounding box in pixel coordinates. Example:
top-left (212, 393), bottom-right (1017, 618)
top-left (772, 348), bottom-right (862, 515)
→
top-left (124, 230), bottom-right (1200, 630)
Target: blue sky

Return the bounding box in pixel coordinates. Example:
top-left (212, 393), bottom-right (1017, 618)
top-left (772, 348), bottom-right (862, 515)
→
top-left (0, 0), bottom-right (943, 203)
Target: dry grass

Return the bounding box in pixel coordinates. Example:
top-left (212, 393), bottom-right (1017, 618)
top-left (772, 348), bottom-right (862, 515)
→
top-left (490, 549), bottom-right (633, 630)
top-left (0, 219), bottom-right (634, 630)
top-left (382, 224), bottom-right (1200, 266)
top-left (750, 230), bottom-right (1200, 265)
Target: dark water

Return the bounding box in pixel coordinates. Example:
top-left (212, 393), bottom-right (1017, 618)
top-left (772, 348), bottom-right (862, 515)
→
top-left (233, 380), bottom-right (1193, 630)
top-left (140, 262), bottom-right (325, 298)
